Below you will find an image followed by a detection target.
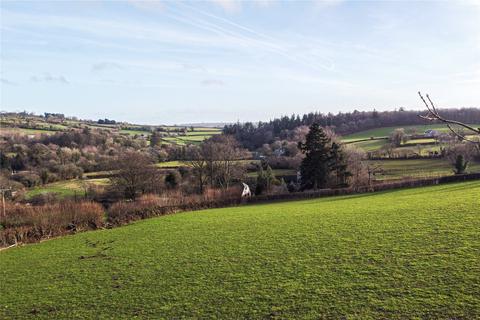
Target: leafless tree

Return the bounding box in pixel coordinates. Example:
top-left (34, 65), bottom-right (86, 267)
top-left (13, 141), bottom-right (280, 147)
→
top-left (389, 128), bottom-right (407, 147)
top-left (186, 146), bottom-right (209, 193)
top-left (110, 152), bottom-right (162, 200)
top-left (187, 136), bottom-right (248, 191)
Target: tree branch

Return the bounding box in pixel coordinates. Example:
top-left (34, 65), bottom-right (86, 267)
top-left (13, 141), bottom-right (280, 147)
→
top-left (418, 92), bottom-right (480, 143)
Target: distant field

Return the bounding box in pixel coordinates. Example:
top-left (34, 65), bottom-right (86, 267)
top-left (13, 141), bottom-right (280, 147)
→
top-left (0, 127), bottom-right (59, 135)
top-left (403, 138), bottom-right (436, 145)
top-left (157, 159), bottom-right (259, 168)
top-left (247, 168), bottom-right (296, 178)
top-left (2, 181), bottom-right (479, 318)
top-left (156, 161), bottom-right (183, 168)
top-left (119, 129), bottom-right (151, 136)
top-left (25, 179), bottom-right (109, 199)
top-left (370, 159), bottom-right (480, 180)
top-left (119, 127), bottom-right (221, 144)
top-left (348, 138), bottom-right (387, 151)
top-left (343, 123), bottom-right (480, 141)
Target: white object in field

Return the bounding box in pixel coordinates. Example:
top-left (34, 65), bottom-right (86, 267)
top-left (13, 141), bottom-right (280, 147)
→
top-left (241, 183), bottom-right (251, 197)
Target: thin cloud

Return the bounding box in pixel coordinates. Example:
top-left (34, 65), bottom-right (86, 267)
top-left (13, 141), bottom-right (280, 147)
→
top-left (201, 79), bottom-right (225, 86)
top-left (1, 78), bottom-right (18, 86)
top-left (175, 3), bottom-right (336, 72)
top-left (313, 0), bottom-right (345, 10)
top-left (210, 0), bottom-right (242, 13)
top-left (127, 0), bottom-right (164, 13)
top-left (30, 73), bottom-right (69, 84)
top-left (181, 63), bottom-right (207, 72)
top-left (92, 62), bottom-right (123, 72)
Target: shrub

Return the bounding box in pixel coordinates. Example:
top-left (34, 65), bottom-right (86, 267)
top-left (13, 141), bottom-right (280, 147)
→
top-left (165, 170), bottom-right (181, 189)
top-left (28, 192), bottom-right (59, 206)
top-left (0, 201), bottom-right (104, 247)
top-left (453, 154), bottom-right (468, 174)
top-left (12, 172), bottom-right (41, 188)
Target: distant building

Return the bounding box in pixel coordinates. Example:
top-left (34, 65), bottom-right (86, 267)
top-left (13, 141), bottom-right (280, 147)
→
top-left (273, 148), bottom-right (285, 157)
top-left (424, 129), bottom-right (439, 137)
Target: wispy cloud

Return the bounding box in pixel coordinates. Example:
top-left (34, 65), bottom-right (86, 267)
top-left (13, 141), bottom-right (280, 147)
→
top-left (92, 62), bottom-right (123, 72)
top-left (127, 0), bottom-right (164, 13)
top-left (181, 63), bottom-right (207, 72)
top-left (313, 0), bottom-right (345, 10)
top-left (30, 73), bottom-right (69, 84)
top-left (210, 0), bottom-right (242, 13)
top-left (2, 7), bottom-right (336, 73)
top-left (173, 3), bottom-right (336, 71)
top-left (1, 78), bottom-right (18, 86)
top-left (201, 79), bottom-right (225, 86)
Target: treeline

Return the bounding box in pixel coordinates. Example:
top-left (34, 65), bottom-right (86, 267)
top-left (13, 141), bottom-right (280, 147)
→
top-left (224, 108), bottom-right (480, 150)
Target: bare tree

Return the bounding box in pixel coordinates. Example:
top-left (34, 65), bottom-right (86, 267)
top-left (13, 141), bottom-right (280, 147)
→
top-left (110, 152), bottom-right (162, 200)
top-left (187, 136), bottom-right (248, 191)
top-left (418, 92), bottom-right (480, 144)
top-left (390, 128), bottom-right (407, 147)
top-left (186, 146), bottom-right (209, 193)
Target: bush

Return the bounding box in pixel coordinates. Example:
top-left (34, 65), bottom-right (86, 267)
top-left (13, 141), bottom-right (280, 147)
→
top-left (55, 164), bottom-right (83, 180)
top-left (12, 172), bottom-right (41, 188)
top-left (0, 201), bottom-right (104, 247)
top-left (28, 192), bottom-right (59, 206)
top-left (165, 170), bottom-right (181, 189)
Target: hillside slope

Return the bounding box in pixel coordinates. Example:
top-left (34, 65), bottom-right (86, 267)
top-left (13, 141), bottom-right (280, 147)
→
top-left (1, 182), bottom-right (479, 319)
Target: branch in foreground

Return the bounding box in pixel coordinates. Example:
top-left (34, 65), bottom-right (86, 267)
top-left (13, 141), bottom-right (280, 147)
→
top-left (418, 92), bottom-right (480, 143)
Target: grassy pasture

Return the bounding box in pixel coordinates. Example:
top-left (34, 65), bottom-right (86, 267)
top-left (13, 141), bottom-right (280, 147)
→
top-left (119, 129), bottom-right (151, 136)
top-left (370, 159), bottom-right (480, 180)
top-left (25, 179), bottom-right (109, 199)
top-left (247, 168), bottom-right (296, 177)
top-left (1, 181), bottom-right (479, 319)
top-left (157, 159), bottom-right (259, 168)
top-left (343, 123), bottom-right (480, 141)
top-left (403, 138), bottom-right (436, 145)
top-left (0, 127), bottom-right (59, 136)
top-left (348, 138), bottom-right (387, 151)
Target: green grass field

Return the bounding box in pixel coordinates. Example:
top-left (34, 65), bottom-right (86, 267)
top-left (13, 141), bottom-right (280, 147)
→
top-left (2, 181), bottom-right (479, 319)
top-left (0, 127), bottom-right (59, 135)
top-left (369, 159), bottom-right (480, 180)
top-left (25, 179), bottom-right (109, 199)
top-left (348, 138), bottom-right (387, 151)
top-left (119, 129), bottom-right (151, 136)
top-left (343, 123), bottom-right (480, 141)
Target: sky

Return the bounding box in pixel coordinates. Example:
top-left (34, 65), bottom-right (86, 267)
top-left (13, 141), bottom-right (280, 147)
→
top-left (1, 0), bottom-right (480, 125)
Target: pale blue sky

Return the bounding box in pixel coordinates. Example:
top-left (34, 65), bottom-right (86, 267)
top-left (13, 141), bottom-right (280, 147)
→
top-left (1, 0), bottom-right (479, 124)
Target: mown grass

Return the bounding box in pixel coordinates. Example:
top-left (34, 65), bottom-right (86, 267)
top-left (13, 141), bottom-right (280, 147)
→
top-left (1, 181), bottom-right (479, 319)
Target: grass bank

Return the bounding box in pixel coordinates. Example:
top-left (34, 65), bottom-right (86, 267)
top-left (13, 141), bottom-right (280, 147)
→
top-left (1, 181), bottom-right (479, 319)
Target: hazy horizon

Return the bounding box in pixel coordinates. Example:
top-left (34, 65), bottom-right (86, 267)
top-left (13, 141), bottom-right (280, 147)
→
top-left (1, 0), bottom-right (480, 125)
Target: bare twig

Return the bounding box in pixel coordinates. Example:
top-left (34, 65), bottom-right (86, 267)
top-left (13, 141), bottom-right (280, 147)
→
top-left (418, 92), bottom-right (480, 143)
